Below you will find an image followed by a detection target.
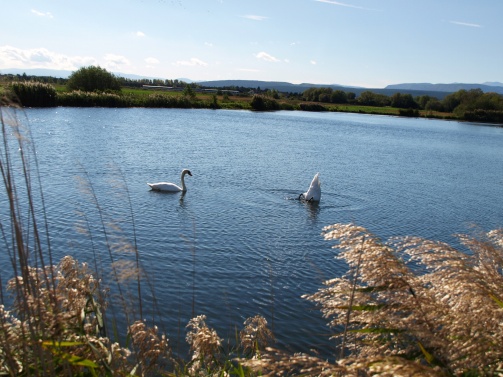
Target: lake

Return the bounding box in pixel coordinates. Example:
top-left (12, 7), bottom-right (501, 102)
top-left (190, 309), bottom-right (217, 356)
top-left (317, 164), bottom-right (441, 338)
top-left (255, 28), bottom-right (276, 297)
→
top-left (3, 107), bottom-right (503, 358)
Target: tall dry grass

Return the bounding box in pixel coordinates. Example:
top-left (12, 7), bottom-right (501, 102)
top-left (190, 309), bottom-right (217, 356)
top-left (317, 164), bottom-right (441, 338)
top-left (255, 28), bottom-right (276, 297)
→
top-left (304, 223), bottom-right (503, 376)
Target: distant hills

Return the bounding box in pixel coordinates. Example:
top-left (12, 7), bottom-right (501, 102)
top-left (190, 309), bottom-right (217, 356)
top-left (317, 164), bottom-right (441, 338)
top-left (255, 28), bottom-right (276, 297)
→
top-left (197, 80), bottom-right (503, 99)
top-left (2, 68), bottom-right (503, 99)
top-left (385, 82), bottom-right (503, 95)
top-left (198, 80), bottom-right (350, 92)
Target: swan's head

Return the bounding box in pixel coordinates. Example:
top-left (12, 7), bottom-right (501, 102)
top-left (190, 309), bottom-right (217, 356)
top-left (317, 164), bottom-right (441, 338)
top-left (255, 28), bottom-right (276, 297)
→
top-left (182, 169), bottom-right (192, 177)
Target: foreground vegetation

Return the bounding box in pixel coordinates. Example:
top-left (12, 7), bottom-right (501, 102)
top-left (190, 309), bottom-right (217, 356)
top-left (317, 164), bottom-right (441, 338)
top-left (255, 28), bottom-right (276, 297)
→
top-left (1, 95), bottom-right (503, 375)
top-left (2, 66), bottom-right (503, 124)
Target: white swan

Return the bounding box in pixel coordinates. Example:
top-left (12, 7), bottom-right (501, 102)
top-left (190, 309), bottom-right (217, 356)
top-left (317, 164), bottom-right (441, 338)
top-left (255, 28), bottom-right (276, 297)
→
top-left (299, 173), bottom-right (321, 202)
top-left (147, 169), bottom-right (192, 192)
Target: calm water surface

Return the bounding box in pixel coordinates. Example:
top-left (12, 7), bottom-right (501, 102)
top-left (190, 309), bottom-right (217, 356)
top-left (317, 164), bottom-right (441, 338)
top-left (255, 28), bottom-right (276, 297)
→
top-left (5, 108), bottom-right (503, 357)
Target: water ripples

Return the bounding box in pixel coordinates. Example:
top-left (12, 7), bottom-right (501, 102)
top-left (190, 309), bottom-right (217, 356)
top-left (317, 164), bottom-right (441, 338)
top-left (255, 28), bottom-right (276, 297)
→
top-left (4, 108), bottom-right (503, 358)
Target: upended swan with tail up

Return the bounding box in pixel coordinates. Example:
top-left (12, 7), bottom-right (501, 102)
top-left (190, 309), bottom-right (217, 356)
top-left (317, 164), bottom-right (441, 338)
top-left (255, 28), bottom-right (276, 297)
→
top-left (299, 173), bottom-right (321, 202)
top-left (147, 169), bottom-right (192, 192)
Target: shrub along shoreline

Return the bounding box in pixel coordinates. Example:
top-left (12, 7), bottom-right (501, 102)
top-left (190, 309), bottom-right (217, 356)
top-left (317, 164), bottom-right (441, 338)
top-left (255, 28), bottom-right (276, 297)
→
top-left (5, 80), bottom-right (503, 125)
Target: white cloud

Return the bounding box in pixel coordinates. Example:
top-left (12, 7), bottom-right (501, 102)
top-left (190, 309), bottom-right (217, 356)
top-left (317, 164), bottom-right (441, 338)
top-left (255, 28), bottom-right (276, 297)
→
top-left (145, 57), bottom-right (160, 65)
top-left (255, 52), bottom-right (280, 62)
top-left (136, 31), bottom-right (146, 37)
top-left (310, 60), bottom-right (317, 65)
top-left (314, 0), bottom-right (378, 11)
top-left (31, 9), bottom-right (53, 18)
top-left (0, 46), bottom-right (137, 73)
top-left (0, 45), bottom-right (97, 70)
top-left (242, 15), bottom-right (267, 21)
top-left (103, 54), bottom-right (131, 70)
top-left (449, 20), bottom-right (482, 28)
top-left (204, 42), bottom-right (214, 47)
top-left (172, 58), bottom-right (208, 67)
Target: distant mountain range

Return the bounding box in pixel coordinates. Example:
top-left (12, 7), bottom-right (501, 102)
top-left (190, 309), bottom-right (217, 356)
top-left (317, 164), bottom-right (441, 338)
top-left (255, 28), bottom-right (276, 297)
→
top-left (2, 68), bottom-right (502, 98)
top-left (385, 82), bottom-right (503, 95)
top-left (198, 80), bottom-right (503, 99)
top-left (198, 79), bottom-right (351, 92)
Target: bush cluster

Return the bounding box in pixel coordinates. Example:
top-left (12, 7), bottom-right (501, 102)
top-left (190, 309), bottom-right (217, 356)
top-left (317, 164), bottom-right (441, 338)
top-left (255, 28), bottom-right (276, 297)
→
top-left (57, 90), bottom-right (135, 107)
top-left (250, 94), bottom-right (280, 111)
top-left (10, 81), bottom-right (57, 107)
top-left (398, 108), bottom-right (420, 117)
top-left (141, 93), bottom-right (195, 108)
top-left (298, 103), bottom-right (328, 112)
top-left (463, 109), bottom-right (503, 123)
top-left (56, 91), bottom-right (209, 108)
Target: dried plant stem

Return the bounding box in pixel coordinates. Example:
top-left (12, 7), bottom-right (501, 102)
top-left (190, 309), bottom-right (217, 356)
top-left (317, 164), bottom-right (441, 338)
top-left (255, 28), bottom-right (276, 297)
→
top-left (339, 236), bottom-right (364, 360)
top-left (78, 166), bottom-right (131, 333)
top-left (115, 166), bottom-right (143, 319)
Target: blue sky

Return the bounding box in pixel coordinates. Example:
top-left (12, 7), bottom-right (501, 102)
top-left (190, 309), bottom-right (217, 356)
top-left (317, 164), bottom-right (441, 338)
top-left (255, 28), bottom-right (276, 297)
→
top-left (1, 0), bottom-right (501, 88)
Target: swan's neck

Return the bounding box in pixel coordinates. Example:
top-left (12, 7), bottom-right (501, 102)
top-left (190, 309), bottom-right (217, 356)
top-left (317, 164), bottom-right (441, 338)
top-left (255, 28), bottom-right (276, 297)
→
top-left (180, 172), bottom-right (187, 192)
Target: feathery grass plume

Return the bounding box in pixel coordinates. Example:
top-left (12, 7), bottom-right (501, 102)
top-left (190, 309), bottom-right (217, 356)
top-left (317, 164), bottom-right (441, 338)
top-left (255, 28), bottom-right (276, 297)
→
top-left (2, 253), bottom-right (172, 376)
top-left (305, 223), bottom-right (503, 376)
top-left (343, 355), bottom-right (446, 376)
top-left (128, 320), bottom-right (170, 376)
top-left (239, 315), bottom-right (274, 358)
top-left (2, 256), bottom-right (112, 375)
top-left (238, 346), bottom-right (349, 376)
top-left (7, 256), bottom-right (105, 338)
top-left (185, 314), bottom-right (223, 374)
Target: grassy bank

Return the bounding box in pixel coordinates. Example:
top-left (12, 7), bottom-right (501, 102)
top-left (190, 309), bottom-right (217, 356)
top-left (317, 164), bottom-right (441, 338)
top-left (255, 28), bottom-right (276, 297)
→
top-left (2, 80), bottom-right (462, 121)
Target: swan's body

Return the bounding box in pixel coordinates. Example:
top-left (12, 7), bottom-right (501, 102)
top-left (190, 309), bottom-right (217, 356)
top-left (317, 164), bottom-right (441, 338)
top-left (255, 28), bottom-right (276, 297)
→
top-left (299, 173), bottom-right (321, 202)
top-left (148, 169), bottom-right (192, 192)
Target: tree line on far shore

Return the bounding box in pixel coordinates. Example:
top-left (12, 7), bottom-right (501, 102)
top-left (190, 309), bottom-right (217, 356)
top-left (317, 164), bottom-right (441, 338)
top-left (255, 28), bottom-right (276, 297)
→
top-left (302, 86), bottom-right (503, 122)
top-left (3, 66), bottom-right (503, 124)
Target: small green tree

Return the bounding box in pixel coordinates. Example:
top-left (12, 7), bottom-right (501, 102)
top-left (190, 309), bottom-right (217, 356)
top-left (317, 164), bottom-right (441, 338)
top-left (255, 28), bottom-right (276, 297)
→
top-left (358, 91), bottom-right (390, 107)
top-left (318, 93), bottom-right (331, 103)
top-left (331, 90), bottom-right (348, 104)
top-left (425, 99), bottom-right (445, 112)
top-left (183, 84), bottom-right (197, 100)
top-left (67, 66), bottom-right (121, 92)
top-left (391, 93), bottom-right (418, 109)
top-left (209, 94), bottom-right (220, 109)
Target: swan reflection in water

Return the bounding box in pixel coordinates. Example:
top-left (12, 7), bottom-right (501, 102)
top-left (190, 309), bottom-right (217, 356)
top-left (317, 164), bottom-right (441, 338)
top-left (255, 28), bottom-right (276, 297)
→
top-left (303, 198), bottom-right (321, 220)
